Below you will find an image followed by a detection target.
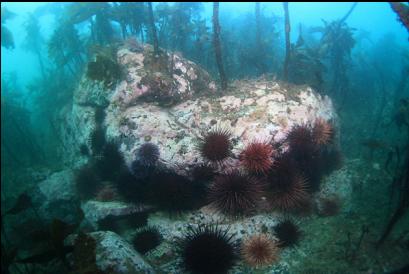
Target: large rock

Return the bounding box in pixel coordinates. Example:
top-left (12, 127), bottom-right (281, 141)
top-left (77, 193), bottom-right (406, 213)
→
top-left (104, 78), bottom-right (336, 173)
top-left (66, 231), bottom-right (156, 274)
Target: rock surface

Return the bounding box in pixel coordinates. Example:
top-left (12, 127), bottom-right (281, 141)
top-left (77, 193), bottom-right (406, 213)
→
top-left (105, 78), bottom-right (336, 174)
top-left (74, 42), bottom-right (216, 109)
top-left (81, 200), bottom-right (153, 230)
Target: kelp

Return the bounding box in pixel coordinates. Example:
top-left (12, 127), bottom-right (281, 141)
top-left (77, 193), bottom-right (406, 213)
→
top-left (48, 21), bottom-right (85, 76)
top-left (390, 2), bottom-right (409, 33)
top-left (86, 45), bottom-right (122, 88)
top-left (71, 232), bottom-right (104, 274)
top-left (287, 25), bottom-right (325, 92)
top-left (64, 2), bottom-right (115, 45)
top-left (1, 7), bottom-right (16, 49)
top-left (15, 218), bottom-right (79, 268)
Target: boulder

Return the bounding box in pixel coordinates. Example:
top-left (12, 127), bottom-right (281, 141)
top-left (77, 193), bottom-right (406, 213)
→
top-left (104, 78), bottom-right (336, 173)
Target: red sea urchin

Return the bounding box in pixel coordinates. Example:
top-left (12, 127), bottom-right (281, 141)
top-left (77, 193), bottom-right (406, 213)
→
top-left (208, 171), bottom-right (265, 216)
top-left (240, 141), bottom-right (274, 174)
top-left (241, 234), bottom-right (280, 268)
top-left (198, 127), bottom-right (233, 164)
top-left (267, 155), bottom-right (310, 212)
top-left (286, 123), bottom-right (313, 146)
top-left (312, 118), bottom-right (334, 146)
top-left (178, 224), bottom-right (238, 274)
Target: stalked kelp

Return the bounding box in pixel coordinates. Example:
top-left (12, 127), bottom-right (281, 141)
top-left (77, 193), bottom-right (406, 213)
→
top-left (71, 232), bottom-right (101, 274)
top-left (212, 2), bottom-right (227, 90)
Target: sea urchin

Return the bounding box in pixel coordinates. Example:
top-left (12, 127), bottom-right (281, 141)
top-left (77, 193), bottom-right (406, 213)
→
top-left (273, 219), bottom-right (302, 248)
top-left (312, 118), bottom-right (334, 146)
top-left (132, 227), bottom-right (162, 254)
top-left (208, 171), bottom-right (265, 216)
top-left (198, 128), bottom-right (232, 164)
top-left (286, 123), bottom-right (314, 149)
top-left (240, 141), bottom-right (274, 174)
top-left (146, 169), bottom-right (197, 213)
top-left (241, 234), bottom-right (280, 268)
top-left (135, 142), bottom-right (160, 166)
top-left (178, 224), bottom-right (237, 274)
top-left (267, 155), bottom-right (310, 212)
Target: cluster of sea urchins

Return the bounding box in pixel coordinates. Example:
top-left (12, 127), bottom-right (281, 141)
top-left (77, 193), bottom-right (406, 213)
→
top-left (198, 118), bottom-right (340, 217)
top-left (76, 117), bottom-right (341, 273)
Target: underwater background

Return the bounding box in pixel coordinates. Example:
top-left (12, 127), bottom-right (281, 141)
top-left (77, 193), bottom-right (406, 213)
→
top-left (1, 2), bottom-right (409, 274)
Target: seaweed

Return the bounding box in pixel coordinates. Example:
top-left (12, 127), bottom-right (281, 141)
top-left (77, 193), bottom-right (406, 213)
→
top-left (1, 7), bottom-right (16, 49)
top-left (71, 232), bottom-right (104, 274)
top-left (86, 46), bottom-right (122, 88)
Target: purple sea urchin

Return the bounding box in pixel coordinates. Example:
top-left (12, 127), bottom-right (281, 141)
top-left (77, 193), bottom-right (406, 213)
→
top-left (147, 169), bottom-right (197, 213)
top-left (135, 142), bottom-right (160, 166)
top-left (132, 227), bottom-right (162, 254)
top-left (178, 224), bottom-right (238, 274)
top-left (273, 219), bottom-right (302, 248)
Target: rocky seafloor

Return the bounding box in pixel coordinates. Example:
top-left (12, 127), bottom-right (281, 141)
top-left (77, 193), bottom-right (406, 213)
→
top-left (3, 42), bottom-right (408, 274)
